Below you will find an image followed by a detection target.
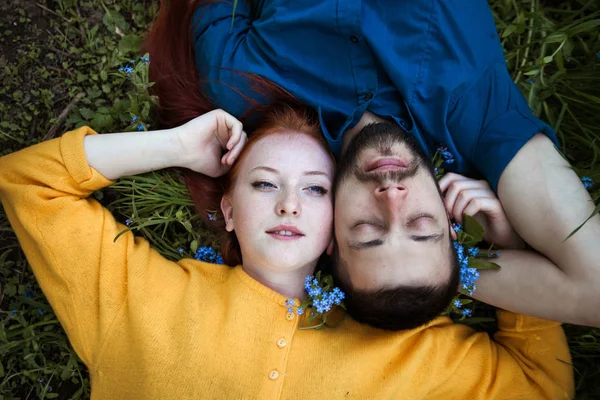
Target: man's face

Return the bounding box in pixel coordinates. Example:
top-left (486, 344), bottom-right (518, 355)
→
top-left (334, 123), bottom-right (453, 291)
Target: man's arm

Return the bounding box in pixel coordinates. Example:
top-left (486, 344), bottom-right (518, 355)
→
top-left (495, 133), bottom-right (599, 326)
top-left (439, 163), bottom-right (599, 327)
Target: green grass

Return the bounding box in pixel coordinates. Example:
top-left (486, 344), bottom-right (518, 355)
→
top-left (0, 0), bottom-right (599, 398)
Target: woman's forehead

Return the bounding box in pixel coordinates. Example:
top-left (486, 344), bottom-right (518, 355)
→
top-left (243, 132), bottom-right (334, 174)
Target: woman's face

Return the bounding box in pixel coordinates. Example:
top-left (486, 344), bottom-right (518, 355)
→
top-left (222, 131), bottom-right (334, 272)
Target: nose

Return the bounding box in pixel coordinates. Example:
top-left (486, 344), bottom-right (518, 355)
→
top-left (276, 190), bottom-right (301, 217)
top-left (374, 184), bottom-right (408, 216)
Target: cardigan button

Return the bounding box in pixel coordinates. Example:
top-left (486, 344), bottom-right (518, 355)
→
top-left (269, 370), bottom-right (279, 380)
top-left (285, 312), bottom-right (295, 321)
top-left (364, 92), bottom-right (373, 101)
top-left (350, 35), bottom-right (359, 43)
top-left (277, 338), bottom-right (287, 348)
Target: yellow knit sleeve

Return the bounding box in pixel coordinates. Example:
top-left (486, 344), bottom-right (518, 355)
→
top-left (0, 128), bottom-right (170, 370)
top-left (425, 311), bottom-right (574, 399)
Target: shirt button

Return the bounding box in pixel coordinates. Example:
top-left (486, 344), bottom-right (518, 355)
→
top-left (285, 312), bottom-right (295, 321)
top-left (350, 35), bottom-right (359, 43)
top-left (269, 370), bottom-right (279, 380)
top-left (364, 92), bottom-right (373, 101)
top-left (277, 338), bottom-right (287, 348)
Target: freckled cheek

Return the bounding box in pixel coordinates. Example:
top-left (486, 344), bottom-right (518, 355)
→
top-left (311, 205), bottom-right (334, 241)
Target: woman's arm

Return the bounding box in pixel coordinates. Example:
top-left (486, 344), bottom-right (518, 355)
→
top-left (84, 109), bottom-right (246, 179)
top-left (428, 310), bottom-right (574, 399)
top-left (0, 110), bottom-right (245, 367)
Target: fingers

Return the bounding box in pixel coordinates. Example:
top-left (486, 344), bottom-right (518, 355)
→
top-left (451, 188), bottom-right (499, 223)
top-left (225, 118), bottom-right (244, 150)
top-left (441, 174), bottom-right (493, 214)
top-left (439, 172), bottom-right (470, 192)
top-left (462, 197), bottom-right (502, 222)
top-left (221, 131), bottom-right (248, 165)
top-left (212, 109), bottom-right (247, 165)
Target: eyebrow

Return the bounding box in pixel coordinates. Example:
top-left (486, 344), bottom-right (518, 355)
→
top-left (348, 231), bottom-right (445, 251)
top-left (250, 166), bottom-right (329, 177)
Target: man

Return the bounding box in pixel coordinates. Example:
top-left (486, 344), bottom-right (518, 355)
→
top-left (185, 0), bottom-right (600, 328)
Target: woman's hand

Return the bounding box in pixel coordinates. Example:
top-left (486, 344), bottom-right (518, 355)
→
top-left (439, 173), bottom-right (526, 249)
top-left (176, 109), bottom-right (248, 177)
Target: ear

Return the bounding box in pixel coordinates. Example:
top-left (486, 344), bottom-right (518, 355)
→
top-left (447, 214), bottom-right (457, 241)
top-left (221, 195), bottom-right (235, 232)
top-left (326, 238), bottom-right (334, 256)
top-left (450, 225), bottom-right (457, 241)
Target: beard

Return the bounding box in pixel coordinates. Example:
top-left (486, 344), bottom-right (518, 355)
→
top-left (333, 122), bottom-right (437, 193)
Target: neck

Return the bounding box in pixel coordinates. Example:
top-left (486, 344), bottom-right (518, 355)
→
top-left (242, 261), bottom-right (315, 300)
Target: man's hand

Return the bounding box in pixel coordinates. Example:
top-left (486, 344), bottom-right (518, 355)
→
top-left (439, 173), bottom-right (526, 249)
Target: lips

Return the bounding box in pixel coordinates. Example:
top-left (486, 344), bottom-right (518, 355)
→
top-left (266, 225), bottom-right (305, 241)
top-left (365, 157), bottom-right (408, 173)
top-left (366, 158), bottom-right (408, 173)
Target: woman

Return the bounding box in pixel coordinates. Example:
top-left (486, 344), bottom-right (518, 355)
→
top-left (0, 102), bottom-right (572, 397)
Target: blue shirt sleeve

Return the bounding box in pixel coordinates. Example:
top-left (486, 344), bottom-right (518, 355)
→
top-left (446, 63), bottom-right (559, 192)
top-left (192, 1), bottom-right (289, 117)
top-left (192, 1), bottom-right (257, 116)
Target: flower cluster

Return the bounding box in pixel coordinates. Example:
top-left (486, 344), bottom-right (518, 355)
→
top-left (303, 276), bottom-right (345, 312)
top-left (118, 64), bottom-right (134, 74)
top-left (194, 246), bottom-right (224, 264)
top-left (581, 176), bottom-right (594, 190)
top-left (119, 57), bottom-right (149, 75)
top-left (285, 299), bottom-right (304, 315)
top-left (453, 241), bottom-right (481, 296)
top-left (284, 275), bottom-right (345, 326)
top-left (437, 146), bottom-right (455, 164)
top-left (130, 115), bottom-right (144, 131)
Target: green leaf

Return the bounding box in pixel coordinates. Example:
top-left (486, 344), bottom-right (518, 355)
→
top-left (564, 203), bottom-right (600, 242)
top-left (565, 19), bottom-right (600, 37)
top-left (463, 215), bottom-right (484, 242)
top-left (544, 32), bottom-right (567, 44)
top-left (230, 0), bottom-right (239, 32)
top-left (90, 113), bottom-right (113, 131)
top-left (118, 34), bottom-right (141, 55)
top-left (103, 10), bottom-right (129, 34)
top-left (190, 240), bottom-right (199, 253)
top-left (61, 367), bottom-right (72, 380)
top-left (469, 258), bottom-right (501, 270)
top-left (502, 24), bottom-right (518, 38)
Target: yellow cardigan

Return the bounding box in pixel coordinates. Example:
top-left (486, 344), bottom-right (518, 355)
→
top-left (0, 127), bottom-right (574, 399)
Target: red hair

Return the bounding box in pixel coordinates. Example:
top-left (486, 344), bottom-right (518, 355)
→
top-left (186, 102), bottom-right (332, 265)
top-left (143, 0), bottom-right (331, 265)
top-left (143, 0), bottom-right (292, 128)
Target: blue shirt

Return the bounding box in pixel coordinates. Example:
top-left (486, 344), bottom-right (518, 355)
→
top-left (192, 0), bottom-right (558, 191)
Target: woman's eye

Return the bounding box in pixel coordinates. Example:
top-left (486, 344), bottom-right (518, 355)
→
top-left (251, 181), bottom-right (277, 190)
top-left (306, 185), bottom-right (328, 196)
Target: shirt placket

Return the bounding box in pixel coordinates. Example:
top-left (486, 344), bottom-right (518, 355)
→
top-left (336, 0), bottom-right (378, 107)
top-left (262, 308), bottom-right (300, 399)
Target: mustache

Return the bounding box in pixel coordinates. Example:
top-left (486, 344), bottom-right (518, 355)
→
top-left (354, 161), bottom-right (420, 184)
